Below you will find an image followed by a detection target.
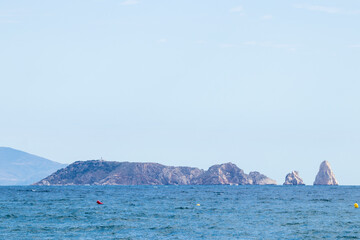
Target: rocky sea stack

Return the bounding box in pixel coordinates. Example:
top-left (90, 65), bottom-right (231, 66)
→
top-left (34, 161), bottom-right (276, 186)
top-left (313, 161), bottom-right (338, 185)
top-left (283, 171), bottom-right (305, 185)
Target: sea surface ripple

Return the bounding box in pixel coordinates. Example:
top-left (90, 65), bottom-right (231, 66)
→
top-left (1, 185), bottom-right (360, 239)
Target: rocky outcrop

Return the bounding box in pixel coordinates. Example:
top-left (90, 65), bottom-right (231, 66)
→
top-left (98, 162), bottom-right (204, 185)
top-left (34, 161), bottom-right (276, 186)
top-left (313, 161), bottom-right (338, 185)
top-left (249, 171), bottom-right (277, 185)
top-left (192, 163), bottom-right (252, 185)
top-left (283, 171), bottom-right (305, 185)
top-left (34, 161), bottom-right (204, 186)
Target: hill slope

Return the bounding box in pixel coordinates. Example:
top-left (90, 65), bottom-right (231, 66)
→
top-left (0, 147), bottom-right (67, 185)
top-left (34, 160), bottom-right (276, 185)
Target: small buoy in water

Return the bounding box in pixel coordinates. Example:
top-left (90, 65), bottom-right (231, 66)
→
top-left (355, 203), bottom-right (358, 208)
top-left (97, 200), bottom-right (103, 205)
top-left (196, 204), bottom-right (200, 206)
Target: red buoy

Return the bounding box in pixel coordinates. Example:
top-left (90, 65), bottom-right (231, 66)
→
top-left (97, 200), bottom-right (103, 204)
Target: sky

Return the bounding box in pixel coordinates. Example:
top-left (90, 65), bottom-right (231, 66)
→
top-left (1, 0), bottom-right (360, 185)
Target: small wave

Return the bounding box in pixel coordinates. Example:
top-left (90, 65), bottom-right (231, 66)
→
top-left (17, 189), bottom-right (51, 193)
top-left (3, 214), bottom-right (17, 219)
top-left (175, 207), bottom-right (190, 210)
top-left (336, 236), bottom-right (359, 239)
top-left (282, 222), bottom-right (303, 226)
top-left (311, 198), bottom-right (332, 202)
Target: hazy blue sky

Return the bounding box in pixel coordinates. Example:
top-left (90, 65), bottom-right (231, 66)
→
top-left (1, 0), bottom-right (360, 184)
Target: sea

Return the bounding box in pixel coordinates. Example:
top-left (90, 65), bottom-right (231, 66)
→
top-left (1, 185), bottom-right (360, 239)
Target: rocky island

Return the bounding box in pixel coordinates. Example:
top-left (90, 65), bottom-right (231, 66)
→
top-left (34, 161), bottom-right (277, 186)
top-left (283, 171), bottom-right (305, 185)
top-left (314, 160), bottom-right (338, 185)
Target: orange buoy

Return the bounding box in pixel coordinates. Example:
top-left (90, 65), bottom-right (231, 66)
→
top-left (97, 200), bottom-right (103, 204)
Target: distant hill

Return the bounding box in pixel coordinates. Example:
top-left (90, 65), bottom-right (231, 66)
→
top-left (0, 147), bottom-right (67, 185)
top-left (34, 160), bottom-right (276, 185)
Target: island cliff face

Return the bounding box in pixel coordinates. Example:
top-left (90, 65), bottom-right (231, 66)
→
top-left (313, 161), bottom-right (338, 185)
top-left (34, 161), bottom-right (276, 186)
top-left (283, 171), bottom-right (305, 185)
top-left (191, 163), bottom-right (276, 185)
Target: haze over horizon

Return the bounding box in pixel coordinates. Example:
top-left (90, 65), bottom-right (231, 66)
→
top-left (1, 0), bottom-right (360, 185)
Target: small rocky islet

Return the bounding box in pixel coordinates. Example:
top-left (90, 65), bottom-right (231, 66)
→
top-left (283, 171), bottom-right (305, 185)
top-left (282, 160), bottom-right (338, 186)
top-left (34, 160), bottom-right (339, 186)
top-left (313, 160), bottom-right (338, 185)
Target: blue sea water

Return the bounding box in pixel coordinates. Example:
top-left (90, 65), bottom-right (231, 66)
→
top-left (1, 186), bottom-right (360, 239)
